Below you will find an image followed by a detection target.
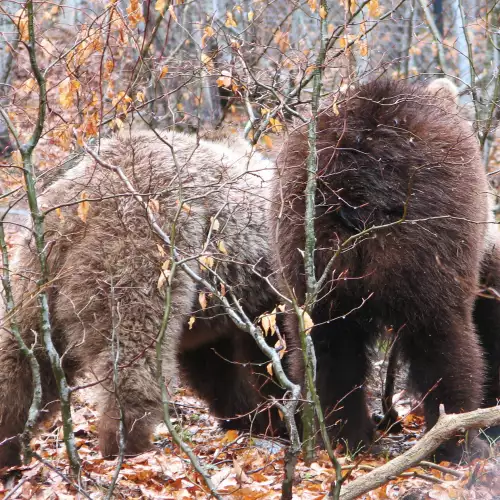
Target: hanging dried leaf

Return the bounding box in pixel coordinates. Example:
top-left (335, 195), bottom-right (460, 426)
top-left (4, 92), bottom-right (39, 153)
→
top-left (199, 292), bottom-right (208, 310)
top-left (77, 191), bottom-right (90, 223)
top-left (157, 260), bottom-right (171, 290)
top-left (261, 314), bottom-right (271, 335)
top-left (359, 41), bottom-right (368, 57)
top-left (266, 362), bottom-right (273, 377)
top-left (201, 25), bottom-right (215, 47)
top-left (126, 0), bottom-right (144, 28)
top-left (303, 310), bottom-right (314, 334)
top-left (20, 78), bottom-right (36, 93)
top-left (332, 97), bottom-right (340, 116)
top-left (156, 244), bottom-right (166, 257)
top-left (199, 255), bottom-right (215, 271)
top-left (274, 30), bottom-right (289, 51)
top-left (262, 135), bottom-right (273, 149)
top-left (55, 208), bottom-right (64, 221)
top-left (260, 310), bottom-right (276, 335)
top-left (59, 79), bottom-right (81, 109)
top-left (155, 0), bottom-right (166, 13)
top-left (368, 0), bottom-right (381, 17)
top-left (218, 240), bottom-right (228, 255)
top-left (201, 52), bottom-right (213, 70)
top-left (159, 66), bottom-right (169, 78)
top-left (216, 71), bottom-right (232, 88)
top-left (148, 199), bottom-right (160, 213)
top-left (211, 216), bottom-right (220, 231)
top-left (225, 11), bottom-right (237, 28)
top-left (188, 316), bottom-right (196, 329)
top-left (11, 150), bottom-right (23, 168)
top-left (269, 117), bottom-right (283, 133)
top-left (168, 4), bottom-right (178, 21)
top-left (274, 336), bottom-right (287, 359)
top-left (14, 9), bottom-right (29, 42)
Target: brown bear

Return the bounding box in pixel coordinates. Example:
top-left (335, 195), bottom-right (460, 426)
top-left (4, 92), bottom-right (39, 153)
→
top-left (272, 78), bottom-right (497, 462)
top-left (377, 81), bottom-right (500, 438)
top-left (0, 130), bottom-right (282, 467)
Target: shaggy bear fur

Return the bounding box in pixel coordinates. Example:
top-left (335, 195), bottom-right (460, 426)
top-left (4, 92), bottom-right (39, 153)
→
top-left (0, 130), bottom-right (281, 467)
top-left (474, 240), bottom-right (500, 411)
top-left (272, 79), bottom-right (495, 462)
top-left (379, 238), bottom-right (500, 435)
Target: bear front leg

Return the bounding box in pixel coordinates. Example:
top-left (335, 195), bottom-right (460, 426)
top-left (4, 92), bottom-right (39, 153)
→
top-left (90, 317), bottom-right (178, 458)
top-left (86, 272), bottom-right (196, 458)
top-left (95, 356), bottom-right (163, 458)
top-left (179, 334), bottom-right (286, 436)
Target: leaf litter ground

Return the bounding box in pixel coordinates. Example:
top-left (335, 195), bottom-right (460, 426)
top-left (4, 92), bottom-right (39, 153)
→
top-left (0, 381), bottom-right (499, 499)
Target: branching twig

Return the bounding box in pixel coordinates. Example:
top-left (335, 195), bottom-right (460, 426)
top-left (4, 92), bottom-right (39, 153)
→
top-left (13, 0), bottom-right (81, 478)
top-left (416, 0), bottom-right (448, 74)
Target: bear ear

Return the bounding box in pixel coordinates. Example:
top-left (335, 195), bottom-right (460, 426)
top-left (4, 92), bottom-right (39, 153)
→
top-left (426, 78), bottom-right (459, 104)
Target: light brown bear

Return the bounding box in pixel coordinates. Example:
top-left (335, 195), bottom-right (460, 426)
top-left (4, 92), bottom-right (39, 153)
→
top-left (0, 130), bottom-right (281, 466)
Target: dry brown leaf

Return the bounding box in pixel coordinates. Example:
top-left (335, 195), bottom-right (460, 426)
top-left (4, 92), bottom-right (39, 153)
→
top-left (221, 429), bottom-right (239, 443)
top-left (77, 191), bottom-right (90, 223)
top-left (218, 240), bottom-right (228, 254)
top-left (233, 458), bottom-right (252, 484)
top-left (199, 291), bottom-right (208, 310)
top-left (55, 207), bottom-right (64, 221)
top-left (155, 0), bottom-right (166, 13)
top-left (157, 243), bottom-right (166, 257)
top-left (262, 135), bottom-right (273, 149)
top-left (148, 198), bottom-right (160, 213)
top-left (211, 216), bottom-right (220, 231)
top-left (157, 260), bottom-right (171, 290)
top-left (302, 309), bottom-right (314, 333)
top-left (168, 4), bottom-right (177, 21)
top-left (225, 11), bottom-right (237, 27)
top-left (159, 65), bottom-right (169, 78)
top-left (199, 254), bottom-right (215, 271)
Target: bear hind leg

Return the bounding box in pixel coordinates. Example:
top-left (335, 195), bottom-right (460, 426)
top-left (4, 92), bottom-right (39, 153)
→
top-left (313, 315), bottom-right (376, 454)
top-left (401, 314), bottom-right (488, 463)
top-left (0, 335), bottom-right (62, 468)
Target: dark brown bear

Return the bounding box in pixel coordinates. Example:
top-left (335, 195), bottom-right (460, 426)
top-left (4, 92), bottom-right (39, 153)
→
top-left (0, 130), bottom-right (282, 467)
top-left (272, 79), bottom-right (496, 462)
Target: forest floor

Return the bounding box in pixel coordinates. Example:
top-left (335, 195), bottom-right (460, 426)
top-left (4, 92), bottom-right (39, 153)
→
top-left (1, 357), bottom-right (499, 500)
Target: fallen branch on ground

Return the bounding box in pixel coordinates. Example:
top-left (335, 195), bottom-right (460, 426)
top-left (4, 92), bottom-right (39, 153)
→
top-left (337, 405), bottom-right (500, 500)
